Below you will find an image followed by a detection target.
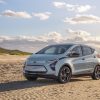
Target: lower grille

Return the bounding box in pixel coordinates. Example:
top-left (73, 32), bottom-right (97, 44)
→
top-left (26, 64), bottom-right (43, 66)
top-left (25, 70), bottom-right (46, 74)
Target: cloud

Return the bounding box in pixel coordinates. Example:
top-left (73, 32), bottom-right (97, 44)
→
top-left (1, 10), bottom-right (52, 20)
top-left (0, 30), bottom-right (100, 52)
top-left (66, 29), bottom-right (91, 41)
top-left (0, 32), bottom-right (62, 52)
top-left (64, 15), bottom-right (100, 24)
top-left (66, 29), bottom-right (100, 51)
top-left (66, 29), bottom-right (93, 41)
top-left (33, 12), bottom-right (52, 20)
top-left (0, 32), bottom-right (62, 43)
top-left (66, 29), bottom-right (100, 49)
top-left (53, 2), bottom-right (66, 8)
top-left (0, 0), bottom-right (5, 4)
top-left (2, 10), bottom-right (32, 19)
top-left (53, 2), bottom-right (91, 13)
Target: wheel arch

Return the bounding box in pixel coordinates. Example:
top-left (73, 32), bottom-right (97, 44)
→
top-left (61, 63), bottom-right (72, 74)
top-left (55, 62), bottom-right (73, 76)
top-left (94, 64), bottom-right (100, 70)
top-left (91, 64), bottom-right (100, 80)
top-left (57, 63), bottom-right (72, 83)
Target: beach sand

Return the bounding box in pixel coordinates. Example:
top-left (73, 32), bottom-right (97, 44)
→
top-left (0, 55), bottom-right (100, 100)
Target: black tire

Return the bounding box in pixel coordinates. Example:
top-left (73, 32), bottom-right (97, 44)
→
top-left (57, 66), bottom-right (72, 84)
top-left (25, 75), bottom-right (38, 81)
top-left (91, 65), bottom-right (100, 80)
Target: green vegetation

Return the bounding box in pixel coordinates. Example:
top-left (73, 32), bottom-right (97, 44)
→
top-left (0, 47), bottom-right (32, 55)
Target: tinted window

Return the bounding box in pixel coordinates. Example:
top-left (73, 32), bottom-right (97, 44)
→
top-left (57, 47), bottom-right (66, 54)
top-left (45, 47), bottom-right (56, 54)
top-left (36, 45), bottom-right (72, 55)
top-left (72, 46), bottom-right (82, 57)
top-left (82, 46), bottom-right (92, 56)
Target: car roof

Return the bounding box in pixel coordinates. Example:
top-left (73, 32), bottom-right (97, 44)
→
top-left (50, 43), bottom-right (77, 46)
top-left (50, 43), bottom-right (83, 46)
top-left (49, 43), bottom-right (93, 48)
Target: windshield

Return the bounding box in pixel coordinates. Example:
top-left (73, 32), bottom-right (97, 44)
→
top-left (36, 45), bottom-right (73, 55)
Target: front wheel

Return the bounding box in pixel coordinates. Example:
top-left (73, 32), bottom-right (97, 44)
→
top-left (91, 65), bottom-right (100, 80)
top-left (57, 66), bottom-right (72, 84)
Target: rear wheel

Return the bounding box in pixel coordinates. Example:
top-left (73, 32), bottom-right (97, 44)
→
top-left (91, 65), bottom-right (100, 80)
top-left (25, 75), bottom-right (38, 81)
top-left (57, 66), bottom-right (72, 83)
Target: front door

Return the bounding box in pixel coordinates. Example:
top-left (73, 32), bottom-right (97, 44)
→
top-left (71, 46), bottom-right (89, 74)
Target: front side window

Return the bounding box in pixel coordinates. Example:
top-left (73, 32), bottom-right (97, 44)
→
top-left (72, 46), bottom-right (82, 57)
top-left (36, 45), bottom-right (72, 55)
top-left (82, 46), bottom-right (92, 56)
top-left (44, 47), bottom-right (56, 54)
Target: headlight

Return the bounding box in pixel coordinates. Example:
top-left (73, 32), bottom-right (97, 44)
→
top-left (49, 60), bottom-right (58, 71)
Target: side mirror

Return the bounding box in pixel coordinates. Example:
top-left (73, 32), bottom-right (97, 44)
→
top-left (68, 52), bottom-right (80, 57)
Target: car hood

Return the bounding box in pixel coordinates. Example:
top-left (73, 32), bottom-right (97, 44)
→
top-left (28, 54), bottom-right (61, 62)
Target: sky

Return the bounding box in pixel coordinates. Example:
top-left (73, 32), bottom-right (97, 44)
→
top-left (0, 0), bottom-right (100, 52)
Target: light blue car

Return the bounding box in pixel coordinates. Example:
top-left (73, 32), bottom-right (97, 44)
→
top-left (23, 43), bottom-right (100, 83)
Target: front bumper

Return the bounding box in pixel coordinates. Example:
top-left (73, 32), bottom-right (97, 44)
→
top-left (23, 70), bottom-right (57, 79)
top-left (23, 61), bottom-right (57, 79)
top-left (24, 64), bottom-right (47, 72)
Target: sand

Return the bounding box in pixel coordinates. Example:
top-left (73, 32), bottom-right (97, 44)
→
top-left (0, 55), bottom-right (100, 100)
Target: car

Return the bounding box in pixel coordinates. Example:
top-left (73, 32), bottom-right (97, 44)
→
top-left (23, 43), bottom-right (100, 83)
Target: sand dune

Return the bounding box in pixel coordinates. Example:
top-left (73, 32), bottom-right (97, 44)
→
top-left (0, 55), bottom-right (100, 100)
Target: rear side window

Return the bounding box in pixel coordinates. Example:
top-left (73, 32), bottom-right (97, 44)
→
top-left (82, 46), bottom-right (93, 56)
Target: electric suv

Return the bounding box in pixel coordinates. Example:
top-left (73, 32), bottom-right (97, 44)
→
top-left (23, 43), bottom-right (100, 83)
